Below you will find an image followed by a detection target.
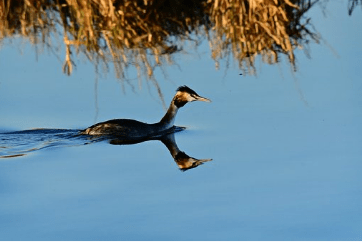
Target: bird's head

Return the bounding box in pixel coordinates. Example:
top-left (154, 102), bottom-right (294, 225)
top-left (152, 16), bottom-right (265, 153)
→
top-left (173, 85), bottom-right (211, 108)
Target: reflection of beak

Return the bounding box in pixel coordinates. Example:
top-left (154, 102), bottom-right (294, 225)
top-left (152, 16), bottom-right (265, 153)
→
top-left (196, 96), bottom-right (211, 102)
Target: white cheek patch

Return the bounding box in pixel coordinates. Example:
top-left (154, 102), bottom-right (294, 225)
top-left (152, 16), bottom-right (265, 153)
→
top-left (186, 95), bottom-right (196, 102)
top-left (176, 91), bottom-right (195, 102)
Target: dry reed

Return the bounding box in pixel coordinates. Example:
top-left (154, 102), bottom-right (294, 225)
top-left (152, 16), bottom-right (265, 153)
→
top-left (0, 0), bottom-right (355, 88)
top-left (206, 0), bottom-right (321, 74)
top-left (349, 0), bottom-right (362, 15)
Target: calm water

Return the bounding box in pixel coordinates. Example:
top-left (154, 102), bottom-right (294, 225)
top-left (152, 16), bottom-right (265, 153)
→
top-left (1, 1), bottom-right (362, 240)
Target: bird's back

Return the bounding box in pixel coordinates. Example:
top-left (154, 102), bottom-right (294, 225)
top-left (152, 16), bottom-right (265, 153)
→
top-left (81, 119), bottom-right (153, 137)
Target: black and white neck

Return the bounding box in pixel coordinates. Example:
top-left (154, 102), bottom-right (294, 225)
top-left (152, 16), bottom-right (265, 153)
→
top-left (157, 86), bottom-right (211, 130)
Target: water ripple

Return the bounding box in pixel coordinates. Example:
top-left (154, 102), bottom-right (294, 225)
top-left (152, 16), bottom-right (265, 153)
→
top-left (0, 129), bottom-right (100, 158)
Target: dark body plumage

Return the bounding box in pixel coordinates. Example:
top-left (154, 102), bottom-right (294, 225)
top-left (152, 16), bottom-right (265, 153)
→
top-left (82, 119), bottom-right (164, 137)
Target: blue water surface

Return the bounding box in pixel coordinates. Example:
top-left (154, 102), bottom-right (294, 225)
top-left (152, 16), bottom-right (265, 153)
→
top-left (1, 1), bottom-right (362, 240)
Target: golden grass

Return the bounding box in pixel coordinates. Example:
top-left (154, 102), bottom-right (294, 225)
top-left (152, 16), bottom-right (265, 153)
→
top-left (206, 0), bottom-right (321, 74)
top-left (1, 0), bottom-right (353, 86)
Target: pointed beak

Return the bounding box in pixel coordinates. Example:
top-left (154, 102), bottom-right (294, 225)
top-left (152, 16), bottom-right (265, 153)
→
top-left (195, 96), bottom-right (211, 102)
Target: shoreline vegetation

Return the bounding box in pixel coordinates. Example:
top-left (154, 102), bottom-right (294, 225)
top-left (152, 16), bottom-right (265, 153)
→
top-left (0, 0), bottom-right (360, 90)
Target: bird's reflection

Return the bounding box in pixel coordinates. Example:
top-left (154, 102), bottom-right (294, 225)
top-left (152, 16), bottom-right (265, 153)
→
top-left (159, 133), bottom-right (212, 171)
top-left (107, 127), bottom-right (212, 171)
top-left (0, 127), bottom-right (212, 171)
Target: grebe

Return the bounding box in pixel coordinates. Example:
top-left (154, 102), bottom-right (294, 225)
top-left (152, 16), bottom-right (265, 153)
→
top-left (81, 86), bottom-right (211, 137)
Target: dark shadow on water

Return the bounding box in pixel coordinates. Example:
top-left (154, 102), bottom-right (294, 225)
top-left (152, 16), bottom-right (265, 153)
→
top-left (0, 127), bottom-right (212, 171)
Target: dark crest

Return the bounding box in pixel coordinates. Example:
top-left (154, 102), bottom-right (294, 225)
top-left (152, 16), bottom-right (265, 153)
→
top-left (176, 85), bottom-right (199, 96)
